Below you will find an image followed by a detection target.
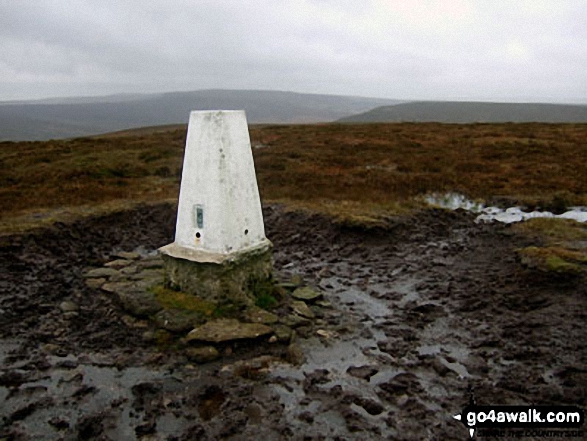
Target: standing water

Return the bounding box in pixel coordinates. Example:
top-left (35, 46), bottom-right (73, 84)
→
top-left (425, 192), bottom-right (587, 223)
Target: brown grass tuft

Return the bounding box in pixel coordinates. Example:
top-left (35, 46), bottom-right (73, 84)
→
top-left (2, 122), bottom-right (587, 231)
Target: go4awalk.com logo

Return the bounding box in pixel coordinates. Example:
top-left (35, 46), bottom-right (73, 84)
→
top-left (453, 405), bottom-right (584, 438)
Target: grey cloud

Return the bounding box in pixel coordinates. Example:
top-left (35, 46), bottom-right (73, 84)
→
top-left (0, 0), bottom-right (585, 102)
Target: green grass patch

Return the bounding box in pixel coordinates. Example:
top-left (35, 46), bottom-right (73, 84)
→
top-left (518, 246), bottom-right (587, 275)
top-left (212, 303), bottom-right (241, 318)
top-left (512, 218), bottom-right (587, 244)
top-left (514, 218), bottom-right (587, 276)
top-left (246, 276), bottom-right (282, 310)
top-left (255, 292), bottom-right (278, 310)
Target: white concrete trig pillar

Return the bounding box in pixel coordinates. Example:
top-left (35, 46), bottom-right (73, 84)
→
top-left (159, 110), bottom-right (272, 305)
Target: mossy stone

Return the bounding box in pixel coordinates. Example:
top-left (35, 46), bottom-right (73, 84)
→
top-left (292, 287), bottom-right (323, 302)
top-left (161, 247), bottom-right (273, 306)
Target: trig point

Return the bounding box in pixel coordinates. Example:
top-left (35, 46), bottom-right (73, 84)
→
top-left (159, 110), bottom-right (272, 305)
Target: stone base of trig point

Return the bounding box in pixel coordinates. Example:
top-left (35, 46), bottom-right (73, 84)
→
top-left (159, 240), bottom-right (273, 306)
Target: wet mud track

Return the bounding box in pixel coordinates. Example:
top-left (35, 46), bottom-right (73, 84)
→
top-left (1, 204), bottom-right (586, 440)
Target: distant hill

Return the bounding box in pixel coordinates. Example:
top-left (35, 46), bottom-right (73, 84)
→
top-left (0, 90), bottom-right (401, 141)
top-left (338, 101), bottom-right (587, 123)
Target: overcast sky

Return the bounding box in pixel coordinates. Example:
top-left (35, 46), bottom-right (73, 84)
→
top-left (1, 0), bottom-right (586, 103)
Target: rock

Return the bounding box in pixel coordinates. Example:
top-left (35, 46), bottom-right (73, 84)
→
top-left (101, 281), bottom-right (133, 294)
top-left (291, 300), bottom-right (315, 319)
top-left (292, 287), bottom-right (323, 302)
top-left (137, 259), bottom-right (164, 269)
top-left (431, 358), bottom-right (451, 377)
top-left (105, 259), bottom-right (132, 269)
top-left (120, 265), bottom-right (138, 275)
top-left (281, 314), bottom-right (311, 328)
top-left (63, 312), bottom-right (79, 320)
top-left (465, 354), bottom-right (489, 376)
top-left (62, 371), bottom-right (83, 383)
top-left (304, 369), bottom-right (330, 387)
top-left (278, 282), bottom-right (298, 291)
top-left (243, 306), bottom-right (279, 324)
top-left (290, 274), bottom-right (304, 286)
top-left (115, 251), bottom-right (140, 260)
top-left (232, 355), bottom-right (275, 379)
top-left (273, 324), bottom-right (293, 343)
top-left (316, 329), bottom-right (338, 339)
top-left (315, 299), bottom-right (332, 308)
top-left (186, 319), bottom-right (273, 343)
top-left (133, 278), bottom-right (162, 291)
top-left (0, 371), bottom-right (30, 388)
top-left (378, 373), bottom-right (422, 399)
top-left (84, 268), bottom-right (120, 278)
top-left (347, 365), bottom-right (379, 381)
top-left (268, 335), bottom-right (278, 343)
top-left (59, 301), bottom-right (79, 313)
top-left (411, 303), bottom-right (445, 318)
top-left (135, 419), bottom-right (156, 436)
top-left (129, 269), bottom-right (163, 280)
top-left (396, 394), bottom-right (409, 407)
top-left (285, 343), bottom-right (305, 366)
top-left (56, 359), bottom-right (78, 369)
top-left (48, 417), bottom-right (70, 430)
top-left (298, 411), bottom-right (314, 423)
top-left (142, 331), bottom-right (156, 343)
top-left (41, 344), bottom-right (60, 354)
top-left (186, 346), bottom-right (220, 363)
top-left (310, 305), bottom-right (324, 319)
top-left (109, 272), bottom-right (126, 282)
top-left (121, 315), bottom-right (148, 329)
top-left (244, 403), bottom-right (262, 424)
top-left (154, 308), bottom-right (206, 333)
top-left (117, 289), bottom-right (163, 317)
top-left (296, 328), bottom-right (312, 340)
top-left (85, 278), bottom-right (105, 289)
top-left (353, 397), bottom-right (385, 415)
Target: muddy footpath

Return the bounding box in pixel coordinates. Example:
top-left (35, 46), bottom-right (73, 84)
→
top-left (1, 204), bottom-right (586, 440)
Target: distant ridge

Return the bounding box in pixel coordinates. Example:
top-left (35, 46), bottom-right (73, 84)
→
top-left (0, 89), bottom-right (401, 141)
top-left (337, 101), bottom-right (587, 123)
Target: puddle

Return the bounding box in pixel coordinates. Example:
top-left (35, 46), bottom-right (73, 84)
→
top-left (268, 276), bottom-right (406, 437)
top-left (426, 192), bottom-right (587, 223)
top-left (426, 193), bottom-right (485, 212)
top-left (267, 266), bottom-right (452, 438)
top-left (0, 355), bottom-right (198, 441)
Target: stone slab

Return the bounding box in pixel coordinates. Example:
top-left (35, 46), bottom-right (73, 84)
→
top-left (186, 319), bottom-right (273, 343)
top-left (186, 346), bottom-right (220, 363)
top-left (292, 287), bottom-right (323, 302)
top-left (243, 306), bottom-right (279, 325)
top-left (291, 300), bottom-right (315, 319)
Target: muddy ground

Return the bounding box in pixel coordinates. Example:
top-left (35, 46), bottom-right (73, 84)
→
top-left (1, 204), bottom-right (586, 440)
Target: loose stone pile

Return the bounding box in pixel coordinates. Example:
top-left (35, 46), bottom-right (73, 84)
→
top-left (83, 250), bottom-right (330, 364)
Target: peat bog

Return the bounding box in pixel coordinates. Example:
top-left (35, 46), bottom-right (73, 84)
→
top-left (1, 123), bottom-right (586, 439)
